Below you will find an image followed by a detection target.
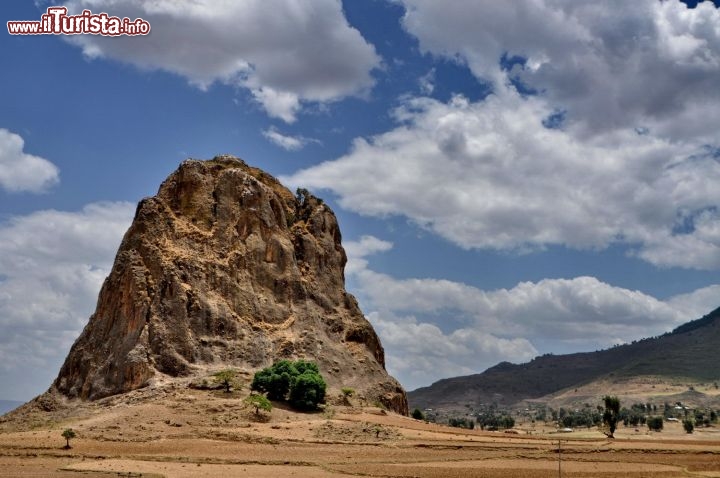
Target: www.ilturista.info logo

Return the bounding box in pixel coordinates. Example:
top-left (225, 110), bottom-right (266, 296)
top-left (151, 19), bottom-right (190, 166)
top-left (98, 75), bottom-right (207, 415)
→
top-left (7, 7), bottom-right (151, 36)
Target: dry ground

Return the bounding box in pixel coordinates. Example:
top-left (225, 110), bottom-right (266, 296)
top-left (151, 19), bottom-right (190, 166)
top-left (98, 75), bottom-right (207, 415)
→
top-left (2, 384), bottom-right (720, 477)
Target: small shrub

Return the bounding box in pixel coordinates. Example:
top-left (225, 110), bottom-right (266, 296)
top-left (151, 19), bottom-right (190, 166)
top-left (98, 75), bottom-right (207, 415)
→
top-left (412, 408), bottom-right (425, 420)
top-left (341, 387), bottom-right (355, 398)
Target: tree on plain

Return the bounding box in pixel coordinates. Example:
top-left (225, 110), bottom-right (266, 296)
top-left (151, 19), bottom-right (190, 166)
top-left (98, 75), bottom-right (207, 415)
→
top-left (244, 394), bottom-right (272, 416)
top-left (602, 396), bottom-right (621, 438)
top-left (62, 428), bottom-right (76, 449)
top-left (647, 416), bottom-right (664, 431)
top-left (213, 369), bottom-right (239, 393)
top-left (683, 419), bottom-right (694, 434)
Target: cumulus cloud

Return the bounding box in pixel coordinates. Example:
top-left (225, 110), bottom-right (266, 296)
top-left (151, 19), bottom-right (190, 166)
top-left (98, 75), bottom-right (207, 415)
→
top-left (398, 0), bottom-right (720, 140)
top-left (344, 235), bottom-right (393, 275)
top-left (666, 284), bottom-right (720, 320)
top-left (0, 129), bottom-right (59, 193)
top-left (60, 0), bottom-right (380, 122)
top-left (418, 68), bottom-right (435, 95)
top-left (344, 236), bottom-right (715, 389)
top-left (0, 202), bottom-right (134, 398)
top-left (286, 91), bottom-right (720, 267)
top-left (369, 312), bottom-right (538, 391)
top-left (262, 126), bottom-right (319, 152)
top-left (283, 1), bottom-right (720, 270)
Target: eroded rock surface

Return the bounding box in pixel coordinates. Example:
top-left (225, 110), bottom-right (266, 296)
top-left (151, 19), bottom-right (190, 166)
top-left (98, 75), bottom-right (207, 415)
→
top-left (54, 156), bottom-right (407, 414)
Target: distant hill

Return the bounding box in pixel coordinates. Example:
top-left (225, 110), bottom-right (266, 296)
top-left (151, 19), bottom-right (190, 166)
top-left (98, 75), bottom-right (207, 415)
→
top-left (0, 401), bottom-right (24, 415)
top-left (408, 306), bottom-right (720, 410)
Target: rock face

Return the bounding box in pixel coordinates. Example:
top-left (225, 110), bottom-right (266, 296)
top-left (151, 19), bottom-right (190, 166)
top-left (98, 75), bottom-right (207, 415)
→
top-left (54, 156), bottom-right (407, 414)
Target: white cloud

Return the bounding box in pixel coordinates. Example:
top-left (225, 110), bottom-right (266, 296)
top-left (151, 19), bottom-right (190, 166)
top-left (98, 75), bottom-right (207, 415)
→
top-left (666, 284), bottom-right (720, 320)
top-left (418, 68), bottom-right (435, 95)
top-left (253, 89), bottom-right (301, 124)
top-left (0, 129), bottom-right (59, 193)
top-left (286, 91), bottom-right (720, 268)
top-left (344, 235), bottom-right (393, 275)
top-left (61, 0), bottom-right (380, 122)
top-left (369, 312), bottom-right (538, 391)
top-left (283, 1), bottom-right (720, 270)
top-left (343, 236), bottom-right (716, 389)
top-left (0, 202), bottom-right (134, 399)
top-left (398, 0), bottom-right (720, 140)
top-left (262, 126), bottom-right (319, 152)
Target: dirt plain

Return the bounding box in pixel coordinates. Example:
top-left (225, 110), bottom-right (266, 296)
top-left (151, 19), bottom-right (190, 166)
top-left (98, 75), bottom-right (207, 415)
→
top-left (2, 383), bottom-right (720, 478)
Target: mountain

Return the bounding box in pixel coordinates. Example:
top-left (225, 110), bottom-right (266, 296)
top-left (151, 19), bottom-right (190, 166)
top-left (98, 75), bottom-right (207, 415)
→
top-left (51, 156), bottom-right (406, 414)
top-left (408, 306), bottom-right (720, 410)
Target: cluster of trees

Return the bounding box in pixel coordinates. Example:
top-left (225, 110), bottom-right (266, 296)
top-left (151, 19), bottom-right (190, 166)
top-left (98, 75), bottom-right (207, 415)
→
top-left (692, 409), bottom-right (718, 427)
top-left (559, 408), bottom-right (602, 429)
top-left (596, 397), bottom-right (717, 435)
top-left (251, 359), bottom-right (327, 411)
top-left (448, 417), bottom-right (475, 429)
top-left (440, 398), bottom-right (719, 437)
top-left (209, 360), bottom-right (327, 416)
top-left (604, 399), bottom-right (720, 434)
top-left (443, 408), bottom-right (515, 430)
top-left (476, 412), bottom-right (515, 430)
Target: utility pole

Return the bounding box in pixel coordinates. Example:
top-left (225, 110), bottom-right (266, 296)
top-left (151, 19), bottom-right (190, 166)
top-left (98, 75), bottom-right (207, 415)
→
top-left (558, 439), bottom-right (562, 478)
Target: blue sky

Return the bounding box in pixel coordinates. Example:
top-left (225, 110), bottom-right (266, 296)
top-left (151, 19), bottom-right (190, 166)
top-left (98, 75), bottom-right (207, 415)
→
top-left (2, 0), bottom-right (720, 401)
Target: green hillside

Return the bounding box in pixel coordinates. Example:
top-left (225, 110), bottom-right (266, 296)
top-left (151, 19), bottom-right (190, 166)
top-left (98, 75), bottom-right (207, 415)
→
top-left (408, 307), bottom-right (720, 410)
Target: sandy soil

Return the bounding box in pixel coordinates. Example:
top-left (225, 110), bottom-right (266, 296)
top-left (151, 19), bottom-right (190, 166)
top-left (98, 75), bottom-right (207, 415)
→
top-left (2, 385), bottom-right (720, 477)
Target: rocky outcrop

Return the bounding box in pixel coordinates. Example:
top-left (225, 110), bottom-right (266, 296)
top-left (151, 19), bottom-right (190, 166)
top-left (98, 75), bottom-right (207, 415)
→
top-left (54, 156), bottom-right (407, 414)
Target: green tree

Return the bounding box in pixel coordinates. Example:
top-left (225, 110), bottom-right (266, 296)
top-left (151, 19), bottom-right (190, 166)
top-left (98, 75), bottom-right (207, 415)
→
top-left (289, 370), bottom-right (327, 411)
top-left (293, 360), bottom-right (320, 375)
top-left (449, 417), bottom-right (473, 429)
top-left (647, 416), bottom-right (664, 431)
top-left (683, 419), bottom-right (694, 434)
top-left (213, 369), bottom-right (239, 393)
top-left (501, 415), bottom-right (515, 429)
top-left (251, 360), bottom-right (295, 400)
top-left (602, 396), bottom-right (621, 438)
top-left (61, 428), bottom-right (76, 449)
top-left (412, 408), bottom-right (425, 420)
top-left (244, 394), bottom-right (272, 416)
top-left (251, 360), bottom-right (327, 411)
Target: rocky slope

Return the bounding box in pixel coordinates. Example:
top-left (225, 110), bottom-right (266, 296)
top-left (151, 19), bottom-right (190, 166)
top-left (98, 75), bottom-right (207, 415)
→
top-left (409, 307), bottom-right (720, 411)
top-left (52, 156), bottom-right (407, 414)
